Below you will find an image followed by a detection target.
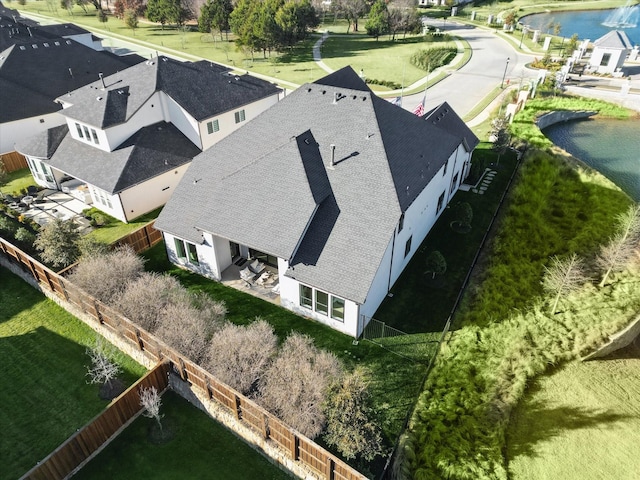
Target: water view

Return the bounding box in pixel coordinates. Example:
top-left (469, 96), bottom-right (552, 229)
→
top-left (542, 118), bottom-right (640, 201)
top-left (522, 4), bottom-right (640, 44)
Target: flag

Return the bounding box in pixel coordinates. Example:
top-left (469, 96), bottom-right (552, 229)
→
top-left (389, 96), bottom-right (402, 107)
top-left (412, 100), bottom-right (425, 116)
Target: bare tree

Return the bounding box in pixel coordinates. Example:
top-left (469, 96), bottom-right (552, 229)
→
top-left (68, 245), bottom-right (145, 304)
top-left (334, 0), bottom-right (368, 33)
top-left (156, 293), bottom-right (226, 363)
top-left (86, 337), bottom-right (121, 394)
top-left (323, 366), bottom-right (384, 461)
top-left (258, 333), bottom-right (343, 439)
top-left (597, 205), bottom-right (640, 287)
top-left (116, 272), bottom-right (184, 332)
top-left (205, 318), bottom-right (278, 395)
top-left (542, 253), bottom-right (587, 314)
top-left (139, 386), bottom-right (163, 432)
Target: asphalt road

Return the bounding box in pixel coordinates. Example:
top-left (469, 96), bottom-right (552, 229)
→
top-left (403, 19), bottom-right (536, 117)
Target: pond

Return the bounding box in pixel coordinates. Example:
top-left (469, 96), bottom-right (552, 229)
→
top-left (542, 118), bottom-right (640, 201)
top-left (521, 4), bottom-right (640, 44)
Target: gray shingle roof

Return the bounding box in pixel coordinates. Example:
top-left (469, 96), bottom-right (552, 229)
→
top-left (155, 67), bottom-right (478, 304)
top-left (60, 56), bottom-right (281, 128)
top-left (14, 124), bottom-right (67, 158)
top-left (23, 121), bottom-right (200, 194)
top-left (594, 30), bottom-right (633, 49)
top-left (0, 40), bottom-right (143, 123)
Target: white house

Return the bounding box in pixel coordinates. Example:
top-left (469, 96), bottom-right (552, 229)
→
top-left (15, 56), bottom-right (281, 223)
top-left (589, 30), bottom-right (633, 74)
top-left (0, 39), bottom-right (142, 155)
top-left (155, 67), bottom-right (478, 338)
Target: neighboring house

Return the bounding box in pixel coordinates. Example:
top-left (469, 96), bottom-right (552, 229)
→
top-left (155, 67), bottom-right (479, 338)
top-left (0, 39), bottom-right (143, 155)
top-left (589, 30), bottom-right (633, 74)
top-left (16, 56), bottom-right (281, 223)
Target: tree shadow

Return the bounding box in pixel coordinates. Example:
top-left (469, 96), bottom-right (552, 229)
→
top-left (508, 397), bottom-right (630, 460)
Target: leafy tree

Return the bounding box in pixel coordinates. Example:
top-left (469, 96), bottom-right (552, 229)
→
top-left (453, 202), bottom-right (473, 228)
top-left (146, 0), bottom-right (191, 29)
top-left (205, 318), bottom-right (278, 395)
top-left (503, 10), bottom-right (516, 27)
top-left (139, 386), bottom-right (164, 432)
top-left (597, 205), bottom-right (640, 287)
top-left (490, 114), bottom-right (511, 164)
top-left (425, 250), bottom-right (446, 279)
top-left (97, 7), bottom-right (108, 22)
top-left (365, 0), bottom-right (388, 40)
top-left (323, 366), bottom-right (384, 461)
top-left (14, 227), bottom-right (36, 246)
top-left (566, 33), bottom-right (579, 57)
top-left (258, 332), bottom-right (343, 439)
top-left (276, 0), bottom-right (319, 48)
top-left (34, 218), bottom-right (81, 268)
top-left (334, 0), bottom-right (368, 34)
top-left (198, 0), bottom-right (233, 40)
top-left (542, 253), bottom-right (587, 314)
top-left (124, 8), bottom-right (139, 33)
top-left (388, 0), bottom-right (418, 41)
top-left (68, 245), bottom-right (145, 304)
top-left (229, 0), bottom-right (262, 59)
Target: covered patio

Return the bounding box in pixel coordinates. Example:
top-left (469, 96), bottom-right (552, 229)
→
top-left (8, 189), bottom-right (93, 233)
top-left (220, 260), bottom-right (281, 306)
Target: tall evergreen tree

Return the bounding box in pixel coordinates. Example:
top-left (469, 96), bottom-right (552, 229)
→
top-left (365, 0), bottom-right (389, 40)
top-left (198, 0), bottom-right (233, 40)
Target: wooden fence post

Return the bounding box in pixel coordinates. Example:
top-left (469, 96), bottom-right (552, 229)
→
top-left (326, 457), bottom-right (334, 480)
top-left (290, 431), bottom-right (299, 461)
top-left (135, 329), bottom-right (144, 351)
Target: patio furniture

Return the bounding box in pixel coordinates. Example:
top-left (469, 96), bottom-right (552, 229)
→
top-left (22, 195), bottom-right (34, 208)
top-left (248, 259), bottom-right (266, 275)
top-left (240, 267), bottom-right (255, 286)
top-left (27, 186), bottom-right (39, 196)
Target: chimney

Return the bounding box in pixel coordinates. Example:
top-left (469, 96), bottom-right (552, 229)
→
top-left (329, 144), bottom-right (336, 168)
top-left (99, 72), bottom-right (106, 89)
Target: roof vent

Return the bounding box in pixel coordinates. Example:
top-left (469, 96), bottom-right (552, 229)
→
top-left (54, 41), bottom-right (60, 46)
top-left (19, 46), bottom-right (25, 50)
top-left (96, 96), bottom-right (102, 101)
top-left (329, 144), bottom-right (336, 169)
top-left (31, 44), bottom-right (37, 48)
top-left (43, 42), bottom-right (49, 47)
top-left (65, 40), bottom-right (71, 44)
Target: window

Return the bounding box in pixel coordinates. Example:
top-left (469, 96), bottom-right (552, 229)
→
top-left (437, 191), bottom-right (445, 213)
top-left (187, 242), bottom-right (199, 264)
top-left (443, 159), bottom-right (448, 176)
top-left (451, 173), bottom-right (459, 194)
top-left (91, 129), bottom-right (99, 144)
top-left (398, 213), bottom-right (405, 233)
top-left (331, 297), bottom-right (345, 321)
top-left (315, 290), bottom-right (329, 316)
top-left (174, 238), bottom-right (186, 259)
top-left (300, 284), bottom-right (313, 309)
top-left (76, 123), bottom-right (83, 138)
top-left (600, 53), bottom-right (611, 66)
top-left (207, 119), bottom-right (220, 134)
top-left (83, 126), bottom-right (90, 140)
top-left (404, 236), bottom-right (412, 257)
top-left (234, 109), bottom-right (246, 124)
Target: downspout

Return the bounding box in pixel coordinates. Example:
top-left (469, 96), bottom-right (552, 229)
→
top-left (387, 224), bottom-right (397, 293)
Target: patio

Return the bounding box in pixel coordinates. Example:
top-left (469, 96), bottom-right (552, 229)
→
top-left (220, 261), bottom-right (281, 306)
top-left (14, 190), bottom-right (92, 233)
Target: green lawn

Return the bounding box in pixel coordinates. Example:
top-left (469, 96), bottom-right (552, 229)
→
top-left (75, 390), bottom-right (292, 480)
top-left (85, 207), bottom-right (162, 244)
top-left (0, 168), bottom-right (37, 196)
top-left (0, 267), bottom-right (146, 480)
top-left (507, 341), bottom-right (640, 480)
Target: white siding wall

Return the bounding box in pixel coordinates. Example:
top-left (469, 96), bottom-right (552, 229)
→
top-left (65, 33), bottom-right (103, 51)
top-left (1, 112), bottom-right (66, 154)
top-left (279, 258), bottom-right (360, 337)
top-left (590, 48), bottom-right (626, 74)
top-left (164, 94), bottom-right (202, 149)
top-left (199, 94), bottom-right (281, 151)
top-left (162, 232), bottom-right (218, 279)
top-left (101, 92), bottom-right (167, 150)
top-left (65, 118), bottom-right (110, 152)
top-left (88, 185), bottom-right (126, 222)
top-left (119, 163), bottom-right (191, 221)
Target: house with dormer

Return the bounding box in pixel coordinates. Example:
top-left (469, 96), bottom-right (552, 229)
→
top-left (154, 67), bottom-right (478, 337)
top-left (16, 56), bottom-right (281, 222)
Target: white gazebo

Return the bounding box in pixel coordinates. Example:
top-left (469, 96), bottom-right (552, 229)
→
top-left (589, 30), bottom-right (633, 75)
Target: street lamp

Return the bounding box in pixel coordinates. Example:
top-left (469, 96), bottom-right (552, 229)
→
top-left (501, 57), bottom-right (510, 89)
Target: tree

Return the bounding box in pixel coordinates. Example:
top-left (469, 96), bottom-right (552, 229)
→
top-left (34, 218), bottom-right (81, 268)
top-left (364, 0), bottom-right (388, 40)
top-left (124, 8), bottom-right (139, 33)
top-left (0, 158), bottom-right (7, 190)
top-left (229, 0), bottom-right (263, 59)
top-left (597, 205), bottom-right (640, 287)
top-left (503, 10), bottom-right (516, 27)
top-left (425, 250), bottom-right (446, 279)
top-left (388, 0), bottom-right (418, 41)
top-left (146, 0), bottom-right (192, 29)
top-left (139, 386), bottom-right (163, 432)
top-left (276, 0), bottom-right (319, 48)
top-left (198, 0), bottom-right (233, 40)
top-left (334, 0), bottom-right (368, 33)
top-left (566, 33), bottom-right (579, 57)
top-left (205, 318), bottom-right (278, 395)
top-left (323, 367), bottom-right (384, 461)
top-left (86, 337), bottom-right (122, 397)
top-left (258, 332), bottom-right (342, 438)
top-left (489, 114), bottom-right (511, 165)
top-left (116, 272), bottom-right (184, 332)
top-left (68, 245), bottom-right (145, 304)
top-left (453, 202), bottom-right (473, 228)
top-left (97, 7), bottom-right (108, 23)
top-left (542, 253), bottom-right (587, 314)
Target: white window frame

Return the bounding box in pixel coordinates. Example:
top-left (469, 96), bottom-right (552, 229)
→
top-left (234, 109), bottom-right (246, 124)
top-left (299, 284), bottom-right (345, 323)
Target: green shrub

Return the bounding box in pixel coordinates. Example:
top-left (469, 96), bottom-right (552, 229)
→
top-left (14, 227), bottom-right (35, 245)
top-left (0, 215), bottom-right (16, 234)
top-left (410, 46), bottom-right (456, 72)
top-left (365, 78), bottom-right (401, 90)
top-left (83, 208), bottom-right (117, 227)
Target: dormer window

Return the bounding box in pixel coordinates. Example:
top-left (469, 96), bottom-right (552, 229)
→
top-left (76, 123), bottom-right (83, 138)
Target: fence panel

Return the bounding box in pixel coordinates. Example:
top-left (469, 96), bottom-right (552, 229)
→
top-left (299, 436), bottom-right (329, 477)
top-left (267, 416), bottom-right (295, 457)
top-left (114, 223), bottom-right (163, 254)
top-left (22, 363), bottom-right (170, 480)
top-left (237, 398), bottom-right (267, 436)
top-left (1, 151), bottom-right (28, 173)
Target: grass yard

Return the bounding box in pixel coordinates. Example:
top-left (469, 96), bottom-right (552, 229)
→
top-left (0, 267), bottom-right (146, 480)
top-left (75, 390), bottom-right (292, 480)
top-left (0, 168), bottom-right (37, 196)
top-left (85, 207), bottom-right (162, 245)
top-left (507, 340), bottom-right (640, 480)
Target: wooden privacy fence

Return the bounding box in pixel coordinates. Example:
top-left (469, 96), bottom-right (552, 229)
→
top-left (21, 362), bottom-right (170, 480)
top-left (113, 221), bottom-right (163, 254)
top-left (1, 237), bottom-right (366, 480)
top-left (1, 151), bottom-right (28, 173)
